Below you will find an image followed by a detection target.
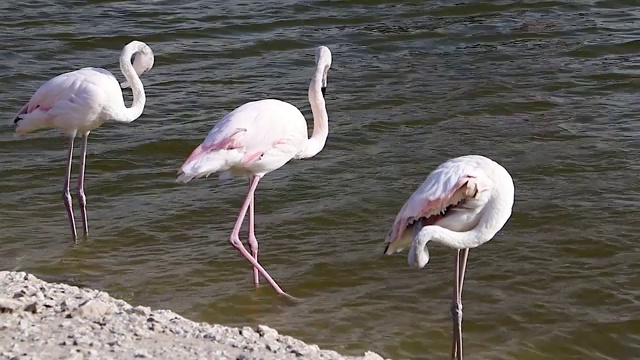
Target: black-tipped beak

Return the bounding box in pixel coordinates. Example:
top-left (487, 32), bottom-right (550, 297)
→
top-left (321, 87), bottom-right (327, 96)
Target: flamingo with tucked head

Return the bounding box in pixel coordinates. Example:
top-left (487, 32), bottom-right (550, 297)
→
top-left (177, 46), bottom-right (333, 299)
top-left (13, 40), bottom-right (154, 241)
top-left (384, 155), bottom-right (515, 360)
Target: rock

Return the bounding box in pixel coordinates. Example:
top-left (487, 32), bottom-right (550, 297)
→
top-left (130, 305), bottom-right (151, 316)
top-left (0, 297), bottom-right (23, 313)
top-left (240, 326), bottom-right (255, 339)
top-left (23, 302), bottom-right (37, 313)
top-left (134, 349), bottom-right (151, 358)
top-left (257, 325), bottom-right (278, 340)
top-left (266, 342), bottom-right (281, 352)
top-left (363, 352), bottom-right (385, 360)
top-left (70, 298), bottom-right (113, 320)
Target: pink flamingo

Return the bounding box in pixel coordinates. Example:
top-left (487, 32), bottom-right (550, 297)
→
top-left (13, 40), bottom-right (155, 241)
top-left (384, 155), bottom-right (515, 360)
top-left (177, 46), bottom-right (333, 299)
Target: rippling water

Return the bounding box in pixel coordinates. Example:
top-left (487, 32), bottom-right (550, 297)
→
top-left (2, 1), bottom-right (640, 359)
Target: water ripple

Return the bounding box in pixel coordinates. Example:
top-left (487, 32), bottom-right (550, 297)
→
top-left (1, 1), bottom-right (639, 359)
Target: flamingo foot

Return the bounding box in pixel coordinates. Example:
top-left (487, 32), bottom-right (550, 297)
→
top-left (229, 237), bottom-right (295, 299)
top-left (77, 132), bottom-right (90, 238)
top-left (248, 236), bottom-right (260, 287)
top-left (451, 301), bottom-right (463, 360)
top-left (278, 292), bottom-right (302, 303)
top-left (229, 175), bottom-right (297, 300)
top-left (451, 249), bottom-right (468, 360)
top-left (62, 190), bottom-right (78, 241)
top-left (247, 180), bottom-right (260, 287)
top-left (77, 188), bottom-right (88, 237)
top-left (62, 133), bottom-right (77, 242)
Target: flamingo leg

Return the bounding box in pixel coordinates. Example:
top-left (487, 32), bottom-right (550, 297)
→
top-left (76, 131), bottom-right (90, 237)
top-left (62, 133), bottom-right (78, 241)
top-left (230, 175), bottom-right (294, 299)
top-left (451, 248), bottom-right (470, 360)
top-left (247, 180), bottom-right (260, 287)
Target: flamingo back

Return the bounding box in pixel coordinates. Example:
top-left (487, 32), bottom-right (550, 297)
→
top-left (177, 99), bottom-right (308, 183)
top-left (14, 67), bottom-right (121, 135)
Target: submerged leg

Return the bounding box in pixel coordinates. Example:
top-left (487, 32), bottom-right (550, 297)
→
top-left (230, 175), bottom-right (295, 299)
top-left (247, 179), bottom-right (259, 286)
top-left (62, 133), bottom-right (77, 241)
top-left (451, 249), bottom-right (470, 360)
top-left (77, 131), bottom-right (90, 237)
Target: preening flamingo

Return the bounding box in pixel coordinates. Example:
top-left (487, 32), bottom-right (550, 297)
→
top-left (13, 40), bottom-right (155, 241)
top-left (384, 155), bottom-right (515, 360)
top-left (177, 46), bottom-right (333, 299)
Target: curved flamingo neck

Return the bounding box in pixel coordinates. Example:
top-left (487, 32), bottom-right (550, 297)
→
top-left (298, 67), bottom-right (329, 159)
top-left (424, 223), bottom-right (490, 250)
top-left (116, 43), bottom-right (146, 123)
top-left (409, 183), bottom-right (514, 268)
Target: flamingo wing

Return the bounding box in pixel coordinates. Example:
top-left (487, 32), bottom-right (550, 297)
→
top-left (14, 67), bottom-right (117, 123)
top-left (178, 99), bottom-right (306, 182)
top-left (384, 156), bottom-right (486, 255)
top-left (183, 102), bottom-right (284, 168)
top-left (202, 100), bottom-right (304, 154)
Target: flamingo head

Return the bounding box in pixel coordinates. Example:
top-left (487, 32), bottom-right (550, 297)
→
top-left (315, 46), bottom-right (332, 94)
top-left (131, 47), bottom-right (155, 77)
top-left (121, 41), bottom-right (155, 89)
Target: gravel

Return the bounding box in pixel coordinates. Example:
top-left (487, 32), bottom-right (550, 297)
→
top-left (0, 271), bottom-right (385, 360)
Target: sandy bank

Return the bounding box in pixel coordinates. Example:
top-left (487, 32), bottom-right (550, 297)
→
top-left (0, 271), bottom-right (385, 360)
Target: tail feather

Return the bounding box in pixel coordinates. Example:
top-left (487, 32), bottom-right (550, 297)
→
top-left (13, 103), bottom-right (28, 124)
top-left (13, 108), bottom-right (52, 135)
top-left (177, 145), bottom-right (243, 183)
top-left (384, 224), bottom-right (414, 255)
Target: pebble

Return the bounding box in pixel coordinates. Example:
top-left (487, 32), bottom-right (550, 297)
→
top-left (0, 298), bottom-right (23, 313)
top-left (0, 271), bottom-right (386, 360)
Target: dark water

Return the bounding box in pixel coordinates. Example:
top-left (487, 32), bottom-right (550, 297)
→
top-left (1, 0), bottom-right (639, 359)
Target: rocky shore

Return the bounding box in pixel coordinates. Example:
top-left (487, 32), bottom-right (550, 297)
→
top-left (0, 271), bottom-right (385, 360)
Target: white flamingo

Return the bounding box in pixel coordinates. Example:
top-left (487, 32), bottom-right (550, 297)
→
top-left (13, 40), bottom-right (155, 241)
top-left (177, 46), bottom-right (333, 299)
top-left (384, 155), bottom-right (515, 360)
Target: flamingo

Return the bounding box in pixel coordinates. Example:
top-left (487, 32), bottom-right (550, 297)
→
top-left (177, 45), bottom-right (333, 299)
top-left (13, 40), bottom-right (155, 241)
top-left (383, 155), bottom-right (515, 360)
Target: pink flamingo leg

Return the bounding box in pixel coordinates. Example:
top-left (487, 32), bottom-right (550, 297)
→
top-left (247, 180), bottom-right (259, 286)
top-left (231, 175), bottom-right (295, 299)
top-left (451, 248), bottom-right (470, 360)
top-left (76, 131), bottom-right (90, 237)
top-left (62, 134), bottom-right (78, 241)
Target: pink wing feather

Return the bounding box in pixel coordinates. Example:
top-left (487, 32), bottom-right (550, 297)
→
top-left (384, 157), bottom-right (481, 254)
top-left (177, 99), bottom-right (306, 182)
top-left (14, 67), bottom-right (117, 134)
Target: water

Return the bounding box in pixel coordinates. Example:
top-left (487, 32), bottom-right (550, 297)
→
top-left (1, 0), bottom-right (639, 358)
